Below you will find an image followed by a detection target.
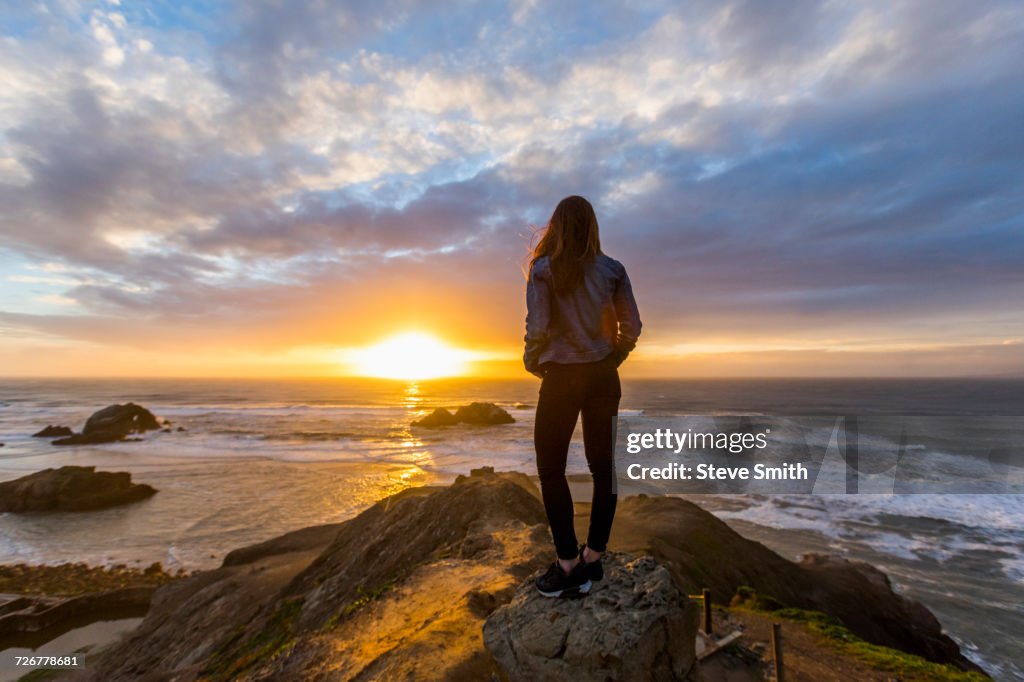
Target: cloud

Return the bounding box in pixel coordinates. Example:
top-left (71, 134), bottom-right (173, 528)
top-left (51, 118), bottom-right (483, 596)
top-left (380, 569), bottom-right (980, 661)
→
top-left (0, 0), bottom-right (1022, 374)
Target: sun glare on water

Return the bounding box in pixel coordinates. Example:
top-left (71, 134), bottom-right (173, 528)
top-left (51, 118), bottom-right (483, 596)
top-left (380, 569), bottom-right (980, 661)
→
top-left (349, 332), bottom-right (471, 380)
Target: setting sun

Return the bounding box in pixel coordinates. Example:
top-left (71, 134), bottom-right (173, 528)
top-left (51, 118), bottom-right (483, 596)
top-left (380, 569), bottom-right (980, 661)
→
top-left (348, 332), bottom-right (472, 380)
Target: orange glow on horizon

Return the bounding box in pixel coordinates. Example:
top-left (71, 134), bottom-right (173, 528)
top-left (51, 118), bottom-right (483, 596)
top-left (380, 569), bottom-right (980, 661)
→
top-left (345, 332), bottom-right (474, 380)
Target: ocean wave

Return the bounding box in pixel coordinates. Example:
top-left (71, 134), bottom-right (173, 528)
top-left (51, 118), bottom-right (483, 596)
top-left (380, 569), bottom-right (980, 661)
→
top-left (257, 431), bottom-right (362, 441)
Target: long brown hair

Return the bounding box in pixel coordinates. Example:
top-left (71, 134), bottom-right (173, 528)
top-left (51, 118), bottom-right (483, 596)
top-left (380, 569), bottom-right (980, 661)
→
top-left (529, 195), bottom-right (602, 292)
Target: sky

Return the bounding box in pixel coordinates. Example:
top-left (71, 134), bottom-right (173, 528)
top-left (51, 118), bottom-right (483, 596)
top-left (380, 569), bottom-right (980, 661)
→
top-left (1, 0), bottom-right (1022, 378)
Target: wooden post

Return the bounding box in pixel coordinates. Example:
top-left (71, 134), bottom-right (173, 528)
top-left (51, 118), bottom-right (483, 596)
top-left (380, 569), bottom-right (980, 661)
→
top-left (701, 588), bottom-right (712, 635)
top-left (771, 622), bottom-right (785, 682)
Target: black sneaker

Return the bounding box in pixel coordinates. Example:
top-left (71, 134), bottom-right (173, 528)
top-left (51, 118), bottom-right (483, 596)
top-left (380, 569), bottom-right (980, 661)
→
top-left (535, 561), bottom-right (592, 598)
top-left (579, 544), bottom-right (604, 582)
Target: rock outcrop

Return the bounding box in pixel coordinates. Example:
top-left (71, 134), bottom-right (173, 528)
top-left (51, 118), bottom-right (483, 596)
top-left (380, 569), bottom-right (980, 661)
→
top-left (484, 553), bottom-right (697, 681)
top-left (32, 425), bottom-right (73, 438)
top-left (77, 468), bottom-right (547, 681)
top-left (796, 553), bottom-right (973, 666)
top-left (51, 402), bottom-right (161, 445)
top-left (411, 407), bottom-right (460, 427)
top-left (61, 469), bottom-right (984, 681)
top-left (0, 466), bottom-right (157, 512)
top-left (606, 494), bottom-right (985, 674)
top-left (455, 402), bottom-right (516, 425)
top-left (0, 561), bottom-right (178, 598)
top-left (0, 588), bottom-right (155, 648)
top-left (84, 402), bottom-right (162, 435)
top-left (412, 401), bottom-right (515, 427)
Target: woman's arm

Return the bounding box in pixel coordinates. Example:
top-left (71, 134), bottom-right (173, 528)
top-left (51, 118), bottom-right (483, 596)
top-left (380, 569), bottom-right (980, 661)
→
top-left (612, 266), bottom-right (642, 366)
top-left (523, 259), bottom-right (552, 378)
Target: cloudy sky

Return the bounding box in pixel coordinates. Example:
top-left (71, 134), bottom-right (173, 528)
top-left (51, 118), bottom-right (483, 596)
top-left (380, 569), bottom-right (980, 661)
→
top-left (1, 0), bottom-right (1022, 377)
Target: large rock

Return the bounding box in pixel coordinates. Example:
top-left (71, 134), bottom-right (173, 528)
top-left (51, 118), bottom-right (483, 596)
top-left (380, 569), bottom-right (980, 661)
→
top-left (82, 467), bottom-right (549, 681)
top-left (607, 494), bottom-right (986, 674)
top-left (411, 407), bottom-right (460, 427)
top-left (455, 402), bottom-right (515, 425)
top-left (52, 402), bottom-right (161, 445)
top-left (412, 402), bottom-right (515, 428)
top-left (220, 522), bottom-right (347, 567)
top-left (0, 466), bottom-right (157, 512)
top-left (32, 425), bottom-right (73, 438)
top-left (83, 402), bottom-right (161, 436)
top-left (484, 554), bottom-right (697, 682)
top-left (796, 553), bottom-right (973, 666)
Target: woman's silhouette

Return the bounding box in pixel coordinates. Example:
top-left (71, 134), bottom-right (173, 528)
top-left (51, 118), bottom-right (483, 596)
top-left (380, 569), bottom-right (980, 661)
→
top-left (524, 195), bottom-right (642, 597)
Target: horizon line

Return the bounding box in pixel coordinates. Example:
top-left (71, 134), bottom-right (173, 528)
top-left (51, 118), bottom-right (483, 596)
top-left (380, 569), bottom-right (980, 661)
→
top-left (1, 374), bottom-right (1021, 381)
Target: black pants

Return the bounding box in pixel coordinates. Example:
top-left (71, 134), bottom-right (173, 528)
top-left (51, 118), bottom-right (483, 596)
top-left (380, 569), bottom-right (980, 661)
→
top-left (534, 352), bottom-right (621, 560)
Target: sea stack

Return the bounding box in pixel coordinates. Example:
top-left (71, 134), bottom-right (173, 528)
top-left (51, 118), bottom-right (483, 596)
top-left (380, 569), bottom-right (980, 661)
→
top-left (52, 402), bottom-right (162, 445)
top-left (412, 401), bottom-right (515, 427)
top-left (0, 466), bottom-right (157, 512)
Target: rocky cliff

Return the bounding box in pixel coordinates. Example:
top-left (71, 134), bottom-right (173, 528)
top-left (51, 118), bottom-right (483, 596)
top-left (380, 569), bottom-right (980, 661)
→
top-left (60, 468), bottom-right (983, 681)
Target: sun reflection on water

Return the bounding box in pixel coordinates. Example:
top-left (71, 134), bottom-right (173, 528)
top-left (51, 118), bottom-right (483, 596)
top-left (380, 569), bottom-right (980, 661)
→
top-left (403, 382), bottom-right (424, 410)
top-left (399, 381), bottom-right (433, 465)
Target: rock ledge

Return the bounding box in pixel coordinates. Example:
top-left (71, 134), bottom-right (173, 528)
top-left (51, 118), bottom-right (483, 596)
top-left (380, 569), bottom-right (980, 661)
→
top-left (0, 465), bottom-right (157, 513)
top-left (484, 553), bottom-right (697, 681)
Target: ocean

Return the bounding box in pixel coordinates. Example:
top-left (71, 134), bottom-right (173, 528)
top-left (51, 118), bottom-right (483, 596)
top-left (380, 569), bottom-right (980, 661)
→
top-left (0, 377), bottom-right (1021, 679)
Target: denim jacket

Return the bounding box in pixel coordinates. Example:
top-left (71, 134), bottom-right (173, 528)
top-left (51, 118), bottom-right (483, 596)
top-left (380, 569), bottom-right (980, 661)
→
top-left (523, 253), bottom-right (642, 377)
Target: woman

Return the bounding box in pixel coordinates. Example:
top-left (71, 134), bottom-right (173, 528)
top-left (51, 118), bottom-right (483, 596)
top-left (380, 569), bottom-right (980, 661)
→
top-left (523, 195), bottom-right (642, 597)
